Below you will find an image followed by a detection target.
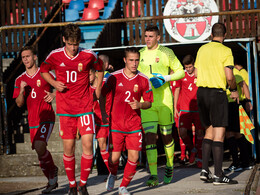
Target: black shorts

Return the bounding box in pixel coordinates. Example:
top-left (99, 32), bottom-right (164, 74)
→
top-left (197, 87), bottom-right (228, 128)
top-left (226, 102), bottom-right (240, 132)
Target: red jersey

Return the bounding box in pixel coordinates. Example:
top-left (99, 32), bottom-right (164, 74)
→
top-left (13, 68), bottom-right (55, 128)
top-left (102, 69), bottom-right (153, 132)
top-left (40, 47), bottom-right (103, 116)
top-left (176, 71), bottom-right (198, 111)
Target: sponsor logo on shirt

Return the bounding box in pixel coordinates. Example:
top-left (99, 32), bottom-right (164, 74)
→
top-left (78, 63), bottom-right (83, 72)
top-left (184, 78), bottom-right (187, 81)
top-left (118, 82), bottom-right (123, 86)
top-left (60, 62), bottom-right (65, 67)
top-left (37, 79), bottom-right (41, 87)
top-left (134, 84), bottom-right (138, 92)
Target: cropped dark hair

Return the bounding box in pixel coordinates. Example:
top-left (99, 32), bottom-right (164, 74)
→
top-left (145, 25), bottom-right (160, 35)
top-left (124, 47), bottom-right (140, 57)
top-left (63, 24), bottom-right (81, 42)
top-left (212, 23), bottom-right (226, 37)
top-left (182, 55), bottom-right (194, 65)
top-left (20, 45), bottom-right (36, 56)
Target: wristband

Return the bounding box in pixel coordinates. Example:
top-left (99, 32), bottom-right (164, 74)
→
top-left (245, 99), bottom-right (251, 103)
top-left (230, 87), bottom-right (237, 92)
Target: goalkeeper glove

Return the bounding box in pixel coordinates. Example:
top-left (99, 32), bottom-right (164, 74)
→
top-left (150, 73), bottom-right (167, 88)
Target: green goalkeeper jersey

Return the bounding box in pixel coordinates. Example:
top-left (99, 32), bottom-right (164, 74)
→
top-left (138, 45), bottom-right (184, 107)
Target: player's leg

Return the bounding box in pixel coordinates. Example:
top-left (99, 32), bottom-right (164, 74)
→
top-left (96, 125), bottom-right (109, 172)
top-left (141, 107), bottom-right (159, 186)
top-left (32, 122), bottom-right (58, 194)
top-left (158, 106), bottom-right (175, 184)
top-left (60, 116), bottom-right (77, 193)
top-left (118, 131), bottom-right (142, 194)
top-left (78, 114), bottom-right (96, 194)
top-left (211, 90), bottom-right (237, 185)
top-left (179, 112), bottom-right (197, 163)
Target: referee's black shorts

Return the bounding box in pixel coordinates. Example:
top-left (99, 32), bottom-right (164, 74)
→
top-left (197, 87), bottom-right (228, 128)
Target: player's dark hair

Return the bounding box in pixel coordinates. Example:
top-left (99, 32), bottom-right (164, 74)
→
top-left (20, 45), bottom-right (36, 56)
top-left (145, 25), bottom-right (160, 35)
top-left (182, 55), bottom-right (194, 65)
top-left (63, 24), bottom-right (81, 42)
top-left (212, 23), bottom-right (226, 37)
top-left (124, 47), bottom-right (140, 57)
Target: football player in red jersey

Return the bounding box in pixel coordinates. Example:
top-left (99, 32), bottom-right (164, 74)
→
top-left (174, 55), bottom-right (204, 168)
top-left (101, 47), bottom-right (153, 195)
top-left (13, 46), bottom-right (58, 194)
top-left (40, 24), bottom-right (104, 195)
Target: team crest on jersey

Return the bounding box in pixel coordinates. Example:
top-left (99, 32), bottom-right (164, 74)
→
top-left (37, 79), bottom-right (41, 87)
top-left (134, 84), bottom-right (139, 92)
top-left (155, 57), bottom-right (160, 63)
top-left (194, 78), bottom-right (197, 84)
top-left (78, 63), bottom-right (83, 72)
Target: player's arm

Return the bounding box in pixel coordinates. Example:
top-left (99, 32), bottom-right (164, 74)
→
top-left (41, 72), bottom-right (67, 92)
top-left (95, 70), bottom-right (104, 99)
top-left (174, 87), bottom-right (180, 118)
top-left (128, 98), bottom-right (151, 110)
top-left (15, 81), bottom-right (27, 107)
top-left (225, 66), bottom-right (239, 103)
top-left (239, 81), bottom-right (253, 112)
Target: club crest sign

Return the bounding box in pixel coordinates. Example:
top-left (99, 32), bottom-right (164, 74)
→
top-left (163, 0), bottom-right (219, 42)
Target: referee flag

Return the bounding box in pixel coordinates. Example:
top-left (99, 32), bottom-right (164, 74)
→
top-left (239, 105), bottom-right (254, 144)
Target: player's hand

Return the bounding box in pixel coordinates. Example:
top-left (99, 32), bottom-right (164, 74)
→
top-left (230, 91), bottom-right (239, 104)
top-left (44, 90), bottom-right (55, 103)
top-left (150, 73), bottom-right (166, 88)
top-left (245, 102), bottom-right (253, 113)
top-left (128, 97), bottom-right (141, 110)
top-left (54, 81), bottom-right (67, 92)
top-left (20, 81), bottom-right (27, 93)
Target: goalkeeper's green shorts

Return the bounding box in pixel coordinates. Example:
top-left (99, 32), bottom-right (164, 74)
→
top-left (141, 105), bottom-right (174, 129)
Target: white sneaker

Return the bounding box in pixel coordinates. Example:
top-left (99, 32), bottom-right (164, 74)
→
top-left (106, 173), bottom-right (116, 191)
top-left (118, 186), bottom-right (130, 195)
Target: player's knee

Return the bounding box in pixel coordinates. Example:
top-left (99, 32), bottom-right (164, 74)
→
top-left (34, 141), bottom-right (47, 157)
top-left (98, 138), bottom-right (107, 150)
top-left (145, 132), bottom-right (157, 145)
top-left (159, 125), bottom-right (172, 136)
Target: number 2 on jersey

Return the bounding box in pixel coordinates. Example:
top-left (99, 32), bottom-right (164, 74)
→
top-left (125, 91), bottom-right (131, 102)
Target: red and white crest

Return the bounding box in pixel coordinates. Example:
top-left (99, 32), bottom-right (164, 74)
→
top-left (164, 0), bottom-right (219, 42)
top-left (37, 79), bottom-right (41, 87)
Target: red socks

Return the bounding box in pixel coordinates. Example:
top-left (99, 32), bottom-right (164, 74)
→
top-left (182, 135), bottom-right (194, 152)
top-left (101, 150), bottom-right (110, 172)
top-left (109, 159), bottom-right (119, 176)
top-left (63, 154), bottom-right (76, 187)
top-left (179, 137), bottom-right (186, 159)
top-left (39, 150), bottom-right (55, 179)
top-left (120, 160), bottom-right (137, 187)
top-left (79, 154), bottom-right (93, 187)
